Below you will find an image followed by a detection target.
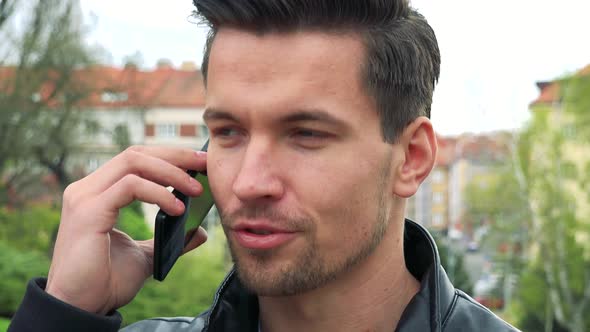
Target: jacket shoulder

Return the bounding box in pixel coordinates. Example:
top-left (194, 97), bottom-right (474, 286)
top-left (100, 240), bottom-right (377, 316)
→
top-left (442, 290), bottom-right (520, 332)
top-left (120, 315), bottom-right (206, 332)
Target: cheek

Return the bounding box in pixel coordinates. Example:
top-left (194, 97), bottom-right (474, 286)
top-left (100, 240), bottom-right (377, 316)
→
top-left (296, 156), bottom-right (385, 247)
top-left (208, 155), bottom-right (235, 209)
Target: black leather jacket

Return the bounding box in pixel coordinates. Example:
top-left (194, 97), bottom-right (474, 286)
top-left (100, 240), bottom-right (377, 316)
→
top-left (9, 219), bottom-right (519, 332)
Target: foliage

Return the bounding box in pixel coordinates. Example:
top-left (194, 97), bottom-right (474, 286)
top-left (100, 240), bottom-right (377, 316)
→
top-left (511, 263), bottom-right (581, 332)
top-left (463, 164), bottom-right (529, 308)
top-left (0, 205), bottom-right (60, 254)
top-left (0, 205), bottom-right (57, 317)
top-left (0, 0), bottom-right (101, 205)
top-left (0, 317), bottom-right (10, 332)
top-left (431, 232), bottom-right (473, 294)
top-left (0, 240), bottom-right (50, 317)
top-left (116, 201), bottom-right (152, 241)
top-left (513, 72), bottom-right (589, 331)
top-left (119, 226), bottom-right (229, 326)
top-left (462, 71), bottom-right (590, 331)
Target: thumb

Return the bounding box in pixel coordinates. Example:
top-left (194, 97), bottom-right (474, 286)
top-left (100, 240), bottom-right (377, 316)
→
top-left (136, 238), bottom-right (155, 277)
top-left (182, 227), bottom-right (208, 254)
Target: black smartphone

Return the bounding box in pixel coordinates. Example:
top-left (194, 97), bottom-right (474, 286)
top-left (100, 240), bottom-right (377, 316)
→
top-left (153, 140), bottom-right (214, 281)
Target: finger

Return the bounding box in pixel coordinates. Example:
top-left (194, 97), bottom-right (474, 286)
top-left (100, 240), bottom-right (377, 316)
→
top-left (82, 147), bottom-right (207, 197)
top-left (182, 227), bottom-right (208, 255)
top-left (95, 175), bottom-right (185, 231)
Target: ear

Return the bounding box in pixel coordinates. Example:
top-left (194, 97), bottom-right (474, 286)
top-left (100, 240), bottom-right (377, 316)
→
top-left (392, 117), bottom-right (437, 198)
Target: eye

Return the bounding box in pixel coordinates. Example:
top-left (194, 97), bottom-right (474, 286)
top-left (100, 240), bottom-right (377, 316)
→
top-left (215, 127), bottom-right (240, 137)
top-left (292, 129), bottom-right (328, 139)
top-left (289, 128), bottom-right (332, 149)
top-left (210, 126), bottom-right (246, 147)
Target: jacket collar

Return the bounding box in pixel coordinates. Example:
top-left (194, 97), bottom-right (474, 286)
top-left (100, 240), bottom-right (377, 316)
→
top-left (203, 219), bottom-right (455, 332)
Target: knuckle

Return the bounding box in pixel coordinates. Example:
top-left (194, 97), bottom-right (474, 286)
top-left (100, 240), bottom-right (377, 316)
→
top-left (62, 182), bottom-right (81, 207)
top-left (121, 146), bottom-right (143, 165)
top-left (120, 174), bottom-right (141, 190)
top-left (125, 145), bottom-right (145, 154)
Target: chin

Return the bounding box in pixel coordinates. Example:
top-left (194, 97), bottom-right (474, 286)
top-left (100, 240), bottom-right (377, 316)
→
top-left (231, 247), bottom-right (337, 297)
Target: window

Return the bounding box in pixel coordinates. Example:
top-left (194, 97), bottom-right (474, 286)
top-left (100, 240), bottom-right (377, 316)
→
top-left (199, 124), bottom-right (209, 138)
top-left (432, 169), bottom-right (444, 183)
top-left (101, 91), bottom-right (128, 103)
top-left (563, 124), bottom-right (576, 139)
top-left (432, 214), bottom-right (444, 226)
top-left (433, 192), bottom-right (444, 204)
top-left (88, 159), bottom-right (100, 172)
top-left (156, 124), bottom-right (178, 138)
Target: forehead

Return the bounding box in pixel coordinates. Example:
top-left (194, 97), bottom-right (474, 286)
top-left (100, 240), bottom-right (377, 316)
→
top-left (205, 28), bottom-right (375, 120)
top-left (209, 28), bottom-right (365, 77)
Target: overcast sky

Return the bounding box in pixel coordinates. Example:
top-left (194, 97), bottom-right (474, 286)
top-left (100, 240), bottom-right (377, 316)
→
top-left (80, 0), bottom-right (590, 136)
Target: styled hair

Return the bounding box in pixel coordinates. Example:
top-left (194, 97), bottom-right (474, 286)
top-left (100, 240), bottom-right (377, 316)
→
top-left (192, 0), bottom-right (440, 143)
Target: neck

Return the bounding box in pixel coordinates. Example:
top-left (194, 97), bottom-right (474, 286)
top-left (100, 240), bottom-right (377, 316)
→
top-left (258, 217), bottom-right (420, 332)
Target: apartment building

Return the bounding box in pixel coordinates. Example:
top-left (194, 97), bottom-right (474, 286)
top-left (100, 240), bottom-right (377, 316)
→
top-left (529, 63), bottom-right (590, 241)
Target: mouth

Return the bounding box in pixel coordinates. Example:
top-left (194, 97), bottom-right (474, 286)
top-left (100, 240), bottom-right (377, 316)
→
top-left (231, 222), bottom-right (298, 250)
top-left (243, 228), bottom-right (274, 235)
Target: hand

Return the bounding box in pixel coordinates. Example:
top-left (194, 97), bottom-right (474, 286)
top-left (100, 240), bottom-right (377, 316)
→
top-left (45, 146), bottom-right (208, 314)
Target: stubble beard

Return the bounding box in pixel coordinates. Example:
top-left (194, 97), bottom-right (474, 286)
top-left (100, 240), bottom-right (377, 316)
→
top-left (222, 158), bottom-right (392, 297)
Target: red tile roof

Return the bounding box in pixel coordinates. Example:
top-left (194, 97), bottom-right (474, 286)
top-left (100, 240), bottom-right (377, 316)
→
top-left (0, 64), bottom-right (206, 109)
top-left (76, 65), bottom-right (206, 109)
top-left (530, 64), bottom-right (590, 107)
top-left (435, 135), bottom-right (457, 167)
top-left (435, 132), bottom-right (511, 166)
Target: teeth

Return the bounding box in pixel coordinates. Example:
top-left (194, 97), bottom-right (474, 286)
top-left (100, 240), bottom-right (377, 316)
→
top-left (248, 229), bottom-right (272, 235)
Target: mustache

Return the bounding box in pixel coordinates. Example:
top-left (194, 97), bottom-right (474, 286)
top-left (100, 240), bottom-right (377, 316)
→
top-left (220, 204), bottom-right (313, 230)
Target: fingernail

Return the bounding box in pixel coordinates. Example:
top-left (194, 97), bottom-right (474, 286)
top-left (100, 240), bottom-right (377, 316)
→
top-left (195, 151), bottom-right (207, 158)
top-left (176, 198), bottom-right (184, 209)
top-left (189, 176), bottom-right (201, 189)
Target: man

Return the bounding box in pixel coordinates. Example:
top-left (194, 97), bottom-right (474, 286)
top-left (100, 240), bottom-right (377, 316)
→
top-left (9, 0), bottom-right (519, 331)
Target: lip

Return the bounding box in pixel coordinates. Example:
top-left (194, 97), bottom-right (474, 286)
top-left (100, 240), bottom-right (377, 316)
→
top-left (230, 221), bottom-right (298, 250)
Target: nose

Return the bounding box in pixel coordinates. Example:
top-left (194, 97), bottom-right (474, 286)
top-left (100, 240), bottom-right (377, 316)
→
top-left (232, 140), bottom-right (285, 203)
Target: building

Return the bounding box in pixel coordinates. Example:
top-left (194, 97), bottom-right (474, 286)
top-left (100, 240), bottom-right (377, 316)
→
top-left (406, 135), bottom-right (453, 232)
top-left (529, 63), bottom-right (590, 241)
top-left (40, 61), bottom-right (212, 226)
top-left (70, 61), bottom-right (208, 173)
top-left (407, 132), bottom-right (511, 239)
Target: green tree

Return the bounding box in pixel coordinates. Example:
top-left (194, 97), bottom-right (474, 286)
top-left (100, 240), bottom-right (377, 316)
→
top-left (464, 163), bottom-right (530, 310)
top-left (462, 71), bottom-right (590, 331)
top-left (0, 0), bottom-right (101, 205)
top-left (116, 201), bottom-right (152, 241)
top-left (432, 232), bottom-right (473, 294)
top-left (510, 72), bottom-right (590, 332)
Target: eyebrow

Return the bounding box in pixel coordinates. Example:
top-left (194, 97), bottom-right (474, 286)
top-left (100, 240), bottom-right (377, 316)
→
top-left (280, 109), bottom-right (349, 129)
top-left (203, 107), bottom-right (350, 130)
top-left (203, 108), bottom-right (239, 123)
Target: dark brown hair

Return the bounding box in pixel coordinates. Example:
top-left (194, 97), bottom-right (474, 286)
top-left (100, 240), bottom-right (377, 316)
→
top-left (193, 0), bottom-right (440, 142)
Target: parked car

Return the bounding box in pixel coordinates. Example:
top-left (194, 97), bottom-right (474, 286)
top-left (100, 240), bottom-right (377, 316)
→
top-left (473, 273), bottom-right (504, 310)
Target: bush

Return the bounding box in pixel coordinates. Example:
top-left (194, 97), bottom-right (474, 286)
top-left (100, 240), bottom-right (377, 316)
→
top-left (0, 205), bottom-right (61, 254)
top-left (0, 240), bottom-right (50, 317)
top-left (0, 317), bottom-right (11, 332)
top-left (116, 202), bottom-right (152, 241)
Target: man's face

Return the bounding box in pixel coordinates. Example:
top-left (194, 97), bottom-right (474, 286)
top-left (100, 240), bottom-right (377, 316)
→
top-left (205, 29), bottom-right (399, 296)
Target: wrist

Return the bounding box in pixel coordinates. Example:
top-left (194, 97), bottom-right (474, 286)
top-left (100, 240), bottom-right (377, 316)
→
top-left (46, 282), bottom-right (109, 315)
